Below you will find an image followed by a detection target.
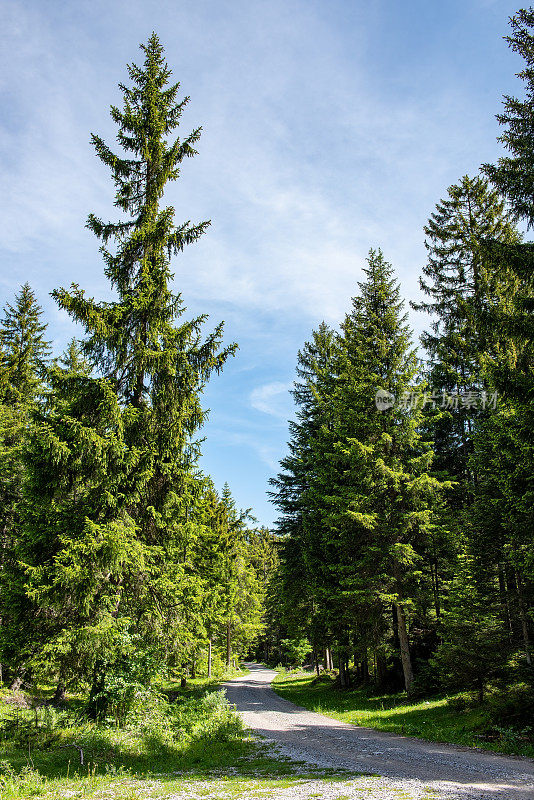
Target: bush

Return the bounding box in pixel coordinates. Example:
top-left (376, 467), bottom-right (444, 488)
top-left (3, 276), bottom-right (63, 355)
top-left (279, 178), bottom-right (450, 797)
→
top-left (447, 694), bottom-right (470, 711)
top-left (0, 761), bottom-right (46, 797)
top-left (311, 672), bottom-right (335, 686)
top-left (485, 683), bottom-right (534, 733)
top-left (172, 691), bottom-right (243, 743)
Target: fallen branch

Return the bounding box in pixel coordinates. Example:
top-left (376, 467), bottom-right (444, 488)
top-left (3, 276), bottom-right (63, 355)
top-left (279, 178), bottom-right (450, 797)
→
top-left (59, 744), bottom-right (84, 765)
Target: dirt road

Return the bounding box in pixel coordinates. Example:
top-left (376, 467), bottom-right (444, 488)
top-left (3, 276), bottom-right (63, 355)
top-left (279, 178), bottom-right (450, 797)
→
top-left (224, 664), bottom-right (534, 799)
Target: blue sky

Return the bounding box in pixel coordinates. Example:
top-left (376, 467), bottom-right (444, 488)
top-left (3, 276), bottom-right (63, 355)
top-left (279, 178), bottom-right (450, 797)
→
top-left (0, 0), bottom-right (523, 525)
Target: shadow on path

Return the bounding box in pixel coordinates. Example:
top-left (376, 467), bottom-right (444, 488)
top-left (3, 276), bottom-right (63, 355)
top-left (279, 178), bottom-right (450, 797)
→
top-left (224, 663), bottom-right (534, 800)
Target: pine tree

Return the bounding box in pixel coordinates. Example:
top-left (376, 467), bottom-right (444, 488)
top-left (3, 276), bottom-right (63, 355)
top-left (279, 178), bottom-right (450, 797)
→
top-left (0, 283), bottom-right (50, 404)
top-left (481, 10), bottom-right (534, 408)
top-left (317, 249), bottom-right (443, 695)
top-left (411, 175), bottom-right (519, 491)
top-left (17, 34), bottom-right (236, 701)
top-left (408, 176), bottom-right (523, 661)
top-left (475, 10), bottom-right (534, 676)
top-left (0, 284), bottom-right (50, 687)
top-left (269, 323), bottom-right (338, 668)
top-left (469, 407), bottom-right (534, 668)
top-left (432, 561), bottom-right (506, 703)
top-left (218, 485), bottom-right (263, 668)
top-left (483, 8), bottom-right (534, 228)
top-left (273, 251), bottom-right (444, 695)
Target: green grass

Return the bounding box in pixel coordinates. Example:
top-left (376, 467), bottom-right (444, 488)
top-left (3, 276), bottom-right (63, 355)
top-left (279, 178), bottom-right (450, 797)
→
top-left (272, 671), bottom-right (534, 759)
top-left (0, 742), bottom-right (359, 800)
top-left (0, 675), bottom-right (360, 799)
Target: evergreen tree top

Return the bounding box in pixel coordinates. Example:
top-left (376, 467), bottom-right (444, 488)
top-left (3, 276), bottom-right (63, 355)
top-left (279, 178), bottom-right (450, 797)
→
top-left (342, 249), bottom-right (414, 388)
top-left (53, 33), bottom-right (236, 407)
top-left (483, 9), bottom-right (534, 226)
top-left (413, 175), bottom-right (519, 319)
top-left (0, 282), bottom-right (50, 403)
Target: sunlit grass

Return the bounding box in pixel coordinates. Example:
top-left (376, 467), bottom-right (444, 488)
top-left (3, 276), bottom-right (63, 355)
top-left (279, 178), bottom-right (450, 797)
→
top-left (0, 675), bottom-right (358, 799)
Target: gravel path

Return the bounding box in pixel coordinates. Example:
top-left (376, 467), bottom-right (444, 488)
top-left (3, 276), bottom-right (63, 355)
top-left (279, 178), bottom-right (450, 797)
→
top-left (223, 663), bottom-right (534, 800)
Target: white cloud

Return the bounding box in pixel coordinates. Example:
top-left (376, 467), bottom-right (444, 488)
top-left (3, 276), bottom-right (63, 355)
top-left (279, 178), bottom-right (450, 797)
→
top-left (250, 381), bottom-right (293, 419)
top-left (0, 0), bottom-right (509, 332)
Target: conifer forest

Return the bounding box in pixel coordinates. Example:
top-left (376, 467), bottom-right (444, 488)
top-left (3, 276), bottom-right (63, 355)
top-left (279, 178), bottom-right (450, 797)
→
top-left (1, 5), bottom-right (534, 781)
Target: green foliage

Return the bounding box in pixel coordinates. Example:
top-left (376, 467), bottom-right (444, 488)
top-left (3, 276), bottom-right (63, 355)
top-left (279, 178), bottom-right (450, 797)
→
top-left (483, 8), bottom-right (534, 227)
top-left (0, 286), bottom-right (51, 688)
top-left (1, 13), bottom-right (533, 774)
top-left (271, 249), bottom-right (445, 695)
top-left (0, 761), bottom-right (46, 797)
top-left (0, 34), bottom-right (270, 713)
top-left (0, 683), bottom-right (256, 798)
top-left (412, 174), bottom-right (519, 493)
top-left (280, 637), bottom-right (311, 668)
top-left (485, 682), bottom-right (534, 733)
top-left (0, 283), bottom-right (50, 405)
top-left (431, 567), bottom-right (507, 702)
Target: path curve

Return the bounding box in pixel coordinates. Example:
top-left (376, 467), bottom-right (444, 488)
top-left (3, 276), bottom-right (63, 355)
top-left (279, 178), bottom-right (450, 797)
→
top-left (223, 663), bottom-right (534, 799)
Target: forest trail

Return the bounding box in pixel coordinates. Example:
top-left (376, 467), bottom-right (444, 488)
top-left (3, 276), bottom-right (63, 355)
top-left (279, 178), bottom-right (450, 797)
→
top-left (224, 664), bottom-right (534, 799)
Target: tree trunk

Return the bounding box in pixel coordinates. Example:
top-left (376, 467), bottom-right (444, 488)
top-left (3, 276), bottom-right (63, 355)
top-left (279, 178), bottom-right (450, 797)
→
top-left (431, 559), bottom-right (441, 618)
top-left (226, 619), bottom-right (232, 668)
top-left (392, 604), bottom-right (400, 649)
top-left (338, 658), bottom-right (350, 688)
top-left (191, 657), bottom-right (196, 679)
top-left (313, 648), bottom-right (320, 676)
top-left (9, 667), bottom-right (26, 692)
top-left (395, 601), bottom-right (414, 696)
top-left (338, 657), bottom-right (347, 688)
top-left (477, 676), bottom-right (484, 704)
top-left (515, 568), bottom-right (532, 666)
top-left (376, 652), bottom-right (387, 684)
top-left (208, 638), bottom-right (212, 679)
top-left (498, 562), bottom-right (513, 641)
top-left (53, 679), bottom-right (66, 704)
top-left (362, 655), bottom-right (369, 683)
top-left (87, 665), bottom-right (106, 720)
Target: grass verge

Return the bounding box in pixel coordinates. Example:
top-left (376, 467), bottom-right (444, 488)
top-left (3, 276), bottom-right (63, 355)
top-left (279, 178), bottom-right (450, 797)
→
top-left (0, 673), bottom-right (358, 799)
top-left (271, 670), bottom-right (534, 759)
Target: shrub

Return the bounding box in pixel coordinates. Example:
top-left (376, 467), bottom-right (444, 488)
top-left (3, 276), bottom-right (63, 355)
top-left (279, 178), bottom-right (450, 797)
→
top-left (172, 691), bottom-right (243, 743)
top-left (485, 683), bottom-right (534, 733)
top-left (0, 761), bottom-right (46, 796)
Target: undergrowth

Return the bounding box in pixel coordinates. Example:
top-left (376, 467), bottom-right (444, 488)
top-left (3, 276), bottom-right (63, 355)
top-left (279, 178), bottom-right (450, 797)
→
top-left (0, 674), bottom-right (358, 799)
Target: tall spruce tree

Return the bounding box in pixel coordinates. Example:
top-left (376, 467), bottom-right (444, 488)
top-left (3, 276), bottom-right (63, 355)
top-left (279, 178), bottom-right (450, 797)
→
top-left (218, 485), bottom-right (263, 668)
top-left (483, 8), bottom-right (534, 228)
top-left (272, 251), bottom-right (444, 694)
top-left (18, 34), bottom-right (236, 702)
top-left (411, 175), bottom-right (519, 492)
top-left (482, 9), bottom-right (534, 407)
top-left (269, 323), bottom-right (338, 669)
top-left (476, 9), bottom-right (534, 674)
top-left (314, 249), bottom-right (443, 695)
top-left (468, 407), bottom-right (534, 668)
